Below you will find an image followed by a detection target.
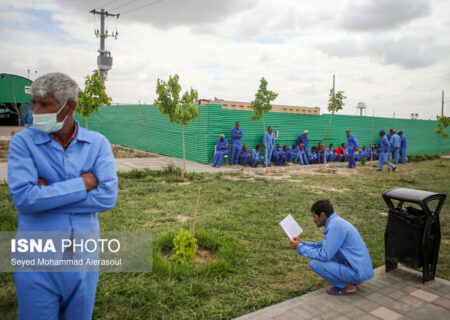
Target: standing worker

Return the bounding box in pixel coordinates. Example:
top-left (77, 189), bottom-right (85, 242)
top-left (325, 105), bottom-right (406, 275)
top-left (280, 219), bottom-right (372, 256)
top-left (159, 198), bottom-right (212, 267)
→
top-left (297, 130), bottom-right (309, 149)
top-left (346, 129), bottom-right (359, 168)
top-left (230, 122), bottom-right (243, 165)
top-left (8, 72), bottom-right (118, 319)
top-left (378, 130), bottom-right (396, 172)
top-left (213, 134), bottom-right (228, 168)
top-left (263, 126), bottom-right (275, 167)
top-left (390, 130), bottom-right (401, 164)
top-left (398, 131), bottom-right (407, 164)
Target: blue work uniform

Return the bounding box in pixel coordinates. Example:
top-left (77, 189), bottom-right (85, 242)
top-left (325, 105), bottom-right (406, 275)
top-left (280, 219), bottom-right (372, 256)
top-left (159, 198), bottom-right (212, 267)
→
top-left (298, 146), bottom-right (309, 165)
top-left (285, 148), bottom-right (293, 162)
top-left (27, 110), bottom-right (33, 127)
top-left (291, 146), bottom-right (300, 163)
top-left (379, 136), bottom-right (396, 170)
top-left (390, 133), bottom-right (401, 164)
top-left (347, 134), bottom-right (359, 168)
top-left (250, 149), bottom-right (264, 167)
top-left (297, 134), bottom-right (308, 149)
top-left (358, 149), bottom-right (370, 161)
top-left (263, 131), bottom-right (275, 167)
top-left (400, 135), bottom-right (407, 164)
top-left (8, 121), bottom-right (118, 320)
top-left (326, 148), bottom-right (337, 162)
top-left (230, 127), bottom-right (243, 165)
top-left (297, 213), bottom-right (374, 289)
top-left (317, 149), bottom-right (325, 164)
top-left (308, 149), bottom-right (317, 164)
top-left (213, 139), bottom-right (228, 168)
top-left (238, 148), bottom-right (250, 166)
top-left (271, 147), bottom-right (286, 166)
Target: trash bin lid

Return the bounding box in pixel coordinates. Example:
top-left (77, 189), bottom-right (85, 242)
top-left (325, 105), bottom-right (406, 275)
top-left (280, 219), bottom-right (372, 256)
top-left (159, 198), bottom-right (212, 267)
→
top-left (383, 187), bottom-right (446, 204)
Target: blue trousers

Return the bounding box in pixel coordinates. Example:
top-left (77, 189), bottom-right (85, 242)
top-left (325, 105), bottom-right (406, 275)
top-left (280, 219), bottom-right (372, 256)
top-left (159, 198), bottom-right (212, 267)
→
top-left (231, 144), bottom-right (241, 164)
top-left (392, 148), bottom-right (400, 164)
top-left (379, 152), bottom-right (395, 170)
top-left (347, 149), bottom-right (356, 168)
top-left (327, 153), bottom-right (337, 162)
top-left (213, 150), bottom-right (227, 167)
top-left (272, 154), bottom-right (286, 166)
top-left (250, 156), bottom-right (264, 167)
top-left (238, 156), bottom-right (250, 166)
top-left (309, 258), bottom-right (362, 289)
top-left (299, 153), bottom-right (309, 165)
top-left (285, 151), bottom-right (292, 162)
top-left (400, 148), bottom-right (406, 164)
top-left (14, 271), bottom-right (98, 320)
top-left (264, 147), bottom-right (273, 166)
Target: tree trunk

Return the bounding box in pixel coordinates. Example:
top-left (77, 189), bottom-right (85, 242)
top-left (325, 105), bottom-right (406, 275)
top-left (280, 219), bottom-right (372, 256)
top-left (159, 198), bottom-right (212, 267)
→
top-left (263, 115), bottom-right (268, 173)
top-left (324, 111), bottom-right (334, 166)
top-left (181, 124), bottom-right (186, 178)
top-left (85, 118), bottom-right (88, 129)
top-left (192, 189), bottom-right (201, 236)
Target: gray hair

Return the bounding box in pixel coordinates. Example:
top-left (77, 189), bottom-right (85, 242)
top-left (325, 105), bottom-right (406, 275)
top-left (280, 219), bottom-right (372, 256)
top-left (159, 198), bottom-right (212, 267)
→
top-left (220, 134), bottom-right (225, 138)
top-left (31, 72), bottom-right (78, 106)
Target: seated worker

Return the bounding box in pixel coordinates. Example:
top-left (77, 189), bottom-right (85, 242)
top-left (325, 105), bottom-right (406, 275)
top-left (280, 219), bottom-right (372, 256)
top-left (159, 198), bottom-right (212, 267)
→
top-left (290, 200), bottom-right (374, 295)
top-left (272, 143), bottom-right (286, 166)
top-left (213, 134), bottom-right (228, 168)
top-left (308, 146), bottom-right (318, 164)
top-left (298, 143), bottom-right (309, 165)
top-left (283, 144), bottom-right (293, 162)
top-left (238, 144), bottom-right (251, 166)
top-left (358, 145), bottom-right (370, 161)
top-left (317, 143), bottom-right (325, 164)
top-left (343, 143), bottom-right (349, 160)
top-left (290, 144), bottom-right (300, 164)
top-left (250, 145), bottom-right (264, 168)
top-left (371, 144), bottom-right (379, 160)
top-left (334, 144), bottom-right (347, 162)
top-left (326, 144), bottom-right (337, 162)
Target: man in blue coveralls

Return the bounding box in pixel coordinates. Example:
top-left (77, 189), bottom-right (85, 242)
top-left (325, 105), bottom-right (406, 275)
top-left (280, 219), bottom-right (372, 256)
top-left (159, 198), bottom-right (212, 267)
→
top-left (213, 134), bottom-right (228, 168)
top-left (290, 200), bottom-right (374, 295)
top-left (346, 129), bottom-right (359, 168)
top-left (230, 122), bottom-right (243, 165)
top-left (378, 130), bottom-right (396, 172)
top-left (390, 130), bottom-right (401, 164)
top-left (250, 145), bottom-right (264, 167)
top-left (398, 131), bottom-right (407, 164)
top-left (263, 126), bottom-right (275, 167)
top-left (8, 73), bottom-right (118, 319)
top-left (297, 130), bottom-right (309, 149)
top-left (238, 144), bottom-right (251, 166)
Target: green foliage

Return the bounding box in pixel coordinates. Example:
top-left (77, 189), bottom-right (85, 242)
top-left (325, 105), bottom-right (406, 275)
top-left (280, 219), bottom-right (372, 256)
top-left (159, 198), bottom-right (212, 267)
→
top-left (77, 69), bottom-right (112, 120)
top-left (435, 115), bottom-right (450, 138)
top-left (153, 74), bottom-right (199, 125)
top-left (172, 229), bottom-right (198, 263)
top-left (408, 153), bottom-right (440, 162)
top-left (249, 77), bottom-right (278, 121)
top-left (327, 89), bottom-right (346, 113)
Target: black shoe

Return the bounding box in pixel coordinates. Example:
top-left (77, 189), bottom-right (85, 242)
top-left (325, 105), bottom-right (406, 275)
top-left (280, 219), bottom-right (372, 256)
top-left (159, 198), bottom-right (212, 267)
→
top-left (377, 169), bottom-right (382, 171)
top-left (392, 167), bottom-right (397, 172)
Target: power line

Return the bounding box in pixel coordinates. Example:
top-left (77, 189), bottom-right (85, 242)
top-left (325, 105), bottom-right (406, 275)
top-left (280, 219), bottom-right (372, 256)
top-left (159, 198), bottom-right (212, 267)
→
top-left (112, 0), bottom-right (140, 11)
top-left (122, 0), bottom-right (165, 14)
top-left (96, 0), bottom-right (122, 10)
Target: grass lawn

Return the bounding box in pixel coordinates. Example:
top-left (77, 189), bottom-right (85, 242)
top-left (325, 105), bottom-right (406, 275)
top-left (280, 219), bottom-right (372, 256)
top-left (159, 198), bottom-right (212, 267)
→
top-left (0, 159), bottom-right (449, 319)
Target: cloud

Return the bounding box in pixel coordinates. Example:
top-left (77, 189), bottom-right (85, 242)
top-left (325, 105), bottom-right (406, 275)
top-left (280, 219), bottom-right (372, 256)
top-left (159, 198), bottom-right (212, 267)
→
top-left (340, 0), bottom-right (431, 31)
top-left (57, 0), bottom-right (258, 29)
top-left (316, 35), bottom-right (447, 69)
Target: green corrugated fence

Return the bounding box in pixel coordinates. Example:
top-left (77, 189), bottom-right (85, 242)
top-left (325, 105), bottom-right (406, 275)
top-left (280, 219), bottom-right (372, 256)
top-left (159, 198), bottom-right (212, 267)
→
top-left (75, 104), bottom-right (450, 163)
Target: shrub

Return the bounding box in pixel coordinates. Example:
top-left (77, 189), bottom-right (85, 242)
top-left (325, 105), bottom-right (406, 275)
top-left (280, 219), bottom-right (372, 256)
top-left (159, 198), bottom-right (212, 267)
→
top-left (172, 229), bottom-right (198, 264)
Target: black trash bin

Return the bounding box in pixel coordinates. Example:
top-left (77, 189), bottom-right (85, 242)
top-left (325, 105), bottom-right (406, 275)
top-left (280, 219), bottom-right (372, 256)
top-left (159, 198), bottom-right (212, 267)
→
top-left (382, 187), bottom-right (446, 283)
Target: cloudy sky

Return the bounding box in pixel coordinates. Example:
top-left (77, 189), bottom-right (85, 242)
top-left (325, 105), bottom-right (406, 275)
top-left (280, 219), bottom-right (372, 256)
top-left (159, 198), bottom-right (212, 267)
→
top-left (1, 0), bottom-right (449, 119)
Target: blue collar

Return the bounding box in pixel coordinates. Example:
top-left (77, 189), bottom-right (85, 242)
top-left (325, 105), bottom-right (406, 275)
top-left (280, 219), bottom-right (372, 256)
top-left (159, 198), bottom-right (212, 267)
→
top-left (34, 120), bottom-right (92, 145)
top-left (325, 212), bottom-right (337, 227)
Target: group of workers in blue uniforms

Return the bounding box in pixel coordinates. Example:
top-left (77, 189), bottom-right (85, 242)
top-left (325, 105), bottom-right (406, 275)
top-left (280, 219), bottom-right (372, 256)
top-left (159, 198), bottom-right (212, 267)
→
top-left (213, 124), bottom-right (408, 169)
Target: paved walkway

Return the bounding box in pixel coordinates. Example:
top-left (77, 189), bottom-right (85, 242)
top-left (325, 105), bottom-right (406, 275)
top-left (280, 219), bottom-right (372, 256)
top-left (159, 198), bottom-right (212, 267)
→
top-left (234, 266), bottom-right (450, 320)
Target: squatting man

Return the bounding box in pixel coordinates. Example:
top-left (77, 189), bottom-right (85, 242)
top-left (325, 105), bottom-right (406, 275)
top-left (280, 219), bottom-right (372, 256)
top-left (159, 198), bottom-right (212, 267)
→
top-left (290, 200), bottom-right (374, 295)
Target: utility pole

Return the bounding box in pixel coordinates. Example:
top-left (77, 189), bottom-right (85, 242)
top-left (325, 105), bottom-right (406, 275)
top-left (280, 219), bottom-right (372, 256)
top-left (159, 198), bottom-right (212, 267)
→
top-left (89, 9), bottom-right (119, 82)
top-left (332, 74), bottom-right (335, 97)
top-left (442, 90), bottom-right (444, 117)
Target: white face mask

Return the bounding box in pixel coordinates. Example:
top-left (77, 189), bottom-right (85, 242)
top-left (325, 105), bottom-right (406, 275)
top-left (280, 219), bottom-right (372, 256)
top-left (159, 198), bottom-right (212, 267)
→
top-left (33, 102), bottom-right (68, 133)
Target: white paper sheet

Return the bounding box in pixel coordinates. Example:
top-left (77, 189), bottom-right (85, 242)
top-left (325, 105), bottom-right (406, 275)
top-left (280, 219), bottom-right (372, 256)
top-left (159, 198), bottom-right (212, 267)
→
top-left (279, 214), bottom-right (303, 239)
